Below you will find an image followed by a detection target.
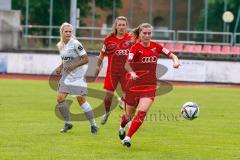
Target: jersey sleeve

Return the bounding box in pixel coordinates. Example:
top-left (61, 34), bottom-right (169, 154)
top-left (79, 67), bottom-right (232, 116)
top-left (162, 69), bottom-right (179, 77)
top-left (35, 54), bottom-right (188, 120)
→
top-left (74, 41), bottom-right (87, 56)
top-left (127, 44), bottom-right (138, 62)
top-left (100, 44), bottom-right (107, 56)
top-left (100, 37), bottom-right (108, 56)
top-left (157, 43), bottom-right (171, 57)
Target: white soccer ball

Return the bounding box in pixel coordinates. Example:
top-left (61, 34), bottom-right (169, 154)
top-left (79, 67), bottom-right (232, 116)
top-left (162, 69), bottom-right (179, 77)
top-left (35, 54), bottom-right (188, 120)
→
top-left (181, 102), bottom-right (200, 120)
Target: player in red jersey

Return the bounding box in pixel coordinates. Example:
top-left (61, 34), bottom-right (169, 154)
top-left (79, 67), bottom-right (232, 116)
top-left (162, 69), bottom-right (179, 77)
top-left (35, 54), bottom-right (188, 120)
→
top-left (119, 23), bottom-right (180, 147)
top-left (95, 16), bottom-right (132, 125)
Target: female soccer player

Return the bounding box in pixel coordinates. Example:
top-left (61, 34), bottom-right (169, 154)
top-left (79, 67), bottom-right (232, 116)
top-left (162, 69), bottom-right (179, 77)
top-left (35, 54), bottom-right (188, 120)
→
top-left (95, 16), bottom-right (132, 125)
top-left (56, 22), bottom-right (98, 134)
top-left (119, 23), bottom-right (180, 147)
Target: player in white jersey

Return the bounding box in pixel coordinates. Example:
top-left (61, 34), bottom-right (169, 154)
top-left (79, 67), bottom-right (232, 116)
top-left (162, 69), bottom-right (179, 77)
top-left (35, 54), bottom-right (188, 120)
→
top-left (55, 22), bottom-right (98, 134)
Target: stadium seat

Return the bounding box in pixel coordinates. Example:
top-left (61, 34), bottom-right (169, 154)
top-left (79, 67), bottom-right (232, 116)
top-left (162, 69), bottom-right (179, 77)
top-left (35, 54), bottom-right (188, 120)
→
top-left (221, 45), bottom-right (231, 54)
top-left (211, 45), bottom-right (221, 54)
top-left (165, 43), bottom-right (174, 52)
top-left (184, 45), bottom-right (202, 53)
top-left (174, 43), bottom-right (184, 52)
top-left (202, 45), bottom-right (212, 54)
top-left (192, 45), bottom-right (202, 53)
top-left (183, 44), bottom-right (194, 53)
top-left (230, 46), bottom-right (240, 54)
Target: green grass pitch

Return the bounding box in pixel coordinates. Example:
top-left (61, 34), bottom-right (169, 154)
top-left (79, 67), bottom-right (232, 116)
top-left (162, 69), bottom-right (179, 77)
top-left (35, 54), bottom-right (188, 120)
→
top-left (0, 79), bottom-right (240, 160)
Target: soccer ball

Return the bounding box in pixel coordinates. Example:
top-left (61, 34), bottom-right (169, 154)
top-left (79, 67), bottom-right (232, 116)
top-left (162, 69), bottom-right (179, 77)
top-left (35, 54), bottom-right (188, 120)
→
top-left (181, 102), bottom-right (200, 120)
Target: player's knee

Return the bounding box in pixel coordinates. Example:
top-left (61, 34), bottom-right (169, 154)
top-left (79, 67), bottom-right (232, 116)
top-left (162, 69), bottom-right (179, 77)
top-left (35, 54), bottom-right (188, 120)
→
top-left (77, 96), bottom-right (86, 105)
top-left (57, 95), bottom-right (65, 103)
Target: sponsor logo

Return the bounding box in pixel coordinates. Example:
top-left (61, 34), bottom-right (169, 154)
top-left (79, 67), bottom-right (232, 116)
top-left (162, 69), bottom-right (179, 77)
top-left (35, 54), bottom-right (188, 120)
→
top-left (62, 57), bottom-right (73, 61)
top-left (115, 49), bottom-right (129, 55)
top-left (141, 56), bottom-right (158, 63)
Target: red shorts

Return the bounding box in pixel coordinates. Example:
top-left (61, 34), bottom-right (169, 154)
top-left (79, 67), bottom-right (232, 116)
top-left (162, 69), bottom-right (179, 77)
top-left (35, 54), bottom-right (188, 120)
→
top-left (104, 72), bottom-right (127, 92)
top-left (125, 85), bottom-right (157, 107)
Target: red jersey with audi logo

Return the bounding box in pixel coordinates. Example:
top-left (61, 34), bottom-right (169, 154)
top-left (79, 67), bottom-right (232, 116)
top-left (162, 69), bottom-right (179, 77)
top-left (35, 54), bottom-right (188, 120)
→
top-left (101, 33), bottom-right (132, 75)
top-left (126, 41), bottom-right (171, 92)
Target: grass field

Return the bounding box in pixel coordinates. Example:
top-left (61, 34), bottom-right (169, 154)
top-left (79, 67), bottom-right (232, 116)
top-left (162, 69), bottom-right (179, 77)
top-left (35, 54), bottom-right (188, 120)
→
top-left (0, 78), bottom-right (240, 160)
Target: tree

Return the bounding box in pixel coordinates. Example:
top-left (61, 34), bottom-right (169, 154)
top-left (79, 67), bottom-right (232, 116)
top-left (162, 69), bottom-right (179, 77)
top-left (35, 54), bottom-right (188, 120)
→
top-left (196, 0), bottom-right (240, 32)
top-left (12, 0), bottom-right (122, 26)
top-left (12, 0), bottom-right (122, 47)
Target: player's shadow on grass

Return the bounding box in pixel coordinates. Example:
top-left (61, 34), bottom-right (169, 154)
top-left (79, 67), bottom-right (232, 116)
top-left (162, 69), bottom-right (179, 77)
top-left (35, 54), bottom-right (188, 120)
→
top-left (49, 56), bottom-right (173, 121)
top-left (53, 88), bottom-right (119, 121)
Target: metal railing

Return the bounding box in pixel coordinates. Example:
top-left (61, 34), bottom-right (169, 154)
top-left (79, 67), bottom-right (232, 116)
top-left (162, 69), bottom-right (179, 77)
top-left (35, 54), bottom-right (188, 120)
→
top-left (176, 30), bottom-right (234, 45)
top-left (234, 33), bottom-right (240, 46)
top-left (21, 25), bottom-right (107, 50)
top-left (18, 25), bottom-right (240, 51)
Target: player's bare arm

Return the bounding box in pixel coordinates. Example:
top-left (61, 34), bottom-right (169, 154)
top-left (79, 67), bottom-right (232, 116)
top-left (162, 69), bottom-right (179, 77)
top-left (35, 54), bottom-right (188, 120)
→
top-left (169, 53), bottom-right (180, 68)
top-left (94, 52), bottom-right (104, 76)
top-left (64, 54), bottom-right (88, 72)
top-left (56, 63), bottom-right (63, 75)
top-left (124, 61), bottom-right (138, 80)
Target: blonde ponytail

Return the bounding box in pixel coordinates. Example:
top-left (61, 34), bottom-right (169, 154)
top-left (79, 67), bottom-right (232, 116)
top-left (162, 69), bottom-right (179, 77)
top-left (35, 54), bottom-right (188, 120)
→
top-left (131, 23), bottom-right (153, 43)
top-left (131, 26), bottom-right (140, 43)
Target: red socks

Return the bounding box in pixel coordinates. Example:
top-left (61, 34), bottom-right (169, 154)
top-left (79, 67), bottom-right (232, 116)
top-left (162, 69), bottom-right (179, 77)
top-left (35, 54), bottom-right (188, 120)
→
top-left (127, 111), bottom-right (146, 138)
top-left (121, 114), bottom-right (129, 128)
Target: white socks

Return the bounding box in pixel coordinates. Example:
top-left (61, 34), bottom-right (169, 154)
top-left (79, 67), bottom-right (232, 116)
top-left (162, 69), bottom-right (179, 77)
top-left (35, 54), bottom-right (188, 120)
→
top-left (80, 101), bottom-right (97, 126)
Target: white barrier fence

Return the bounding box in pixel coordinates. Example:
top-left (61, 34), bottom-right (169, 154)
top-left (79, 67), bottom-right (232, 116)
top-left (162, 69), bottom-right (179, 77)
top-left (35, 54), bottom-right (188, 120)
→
top-left (0, 52), bottom-right (240, 84)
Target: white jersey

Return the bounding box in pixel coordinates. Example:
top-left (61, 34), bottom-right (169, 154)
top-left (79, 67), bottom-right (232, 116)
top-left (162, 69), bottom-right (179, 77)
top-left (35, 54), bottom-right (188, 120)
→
top-left (60, 38), bottom-right (88, 87)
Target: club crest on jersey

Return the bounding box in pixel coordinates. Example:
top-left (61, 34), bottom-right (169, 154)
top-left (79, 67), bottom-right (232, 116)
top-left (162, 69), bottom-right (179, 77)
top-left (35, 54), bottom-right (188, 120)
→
top-left (105, 42), bottom-right (117, 52)
top-left (138, 50), bottom-right (143, 54)
top-left (119, 41), bottom-right (132, 49)
top-left (151, 47), bottom-right (156, 53)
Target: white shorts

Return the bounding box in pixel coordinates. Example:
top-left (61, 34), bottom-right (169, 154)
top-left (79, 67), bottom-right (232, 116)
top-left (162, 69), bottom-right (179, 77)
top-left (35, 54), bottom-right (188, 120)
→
top-left (58, 76), bottom-right (87, 96)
